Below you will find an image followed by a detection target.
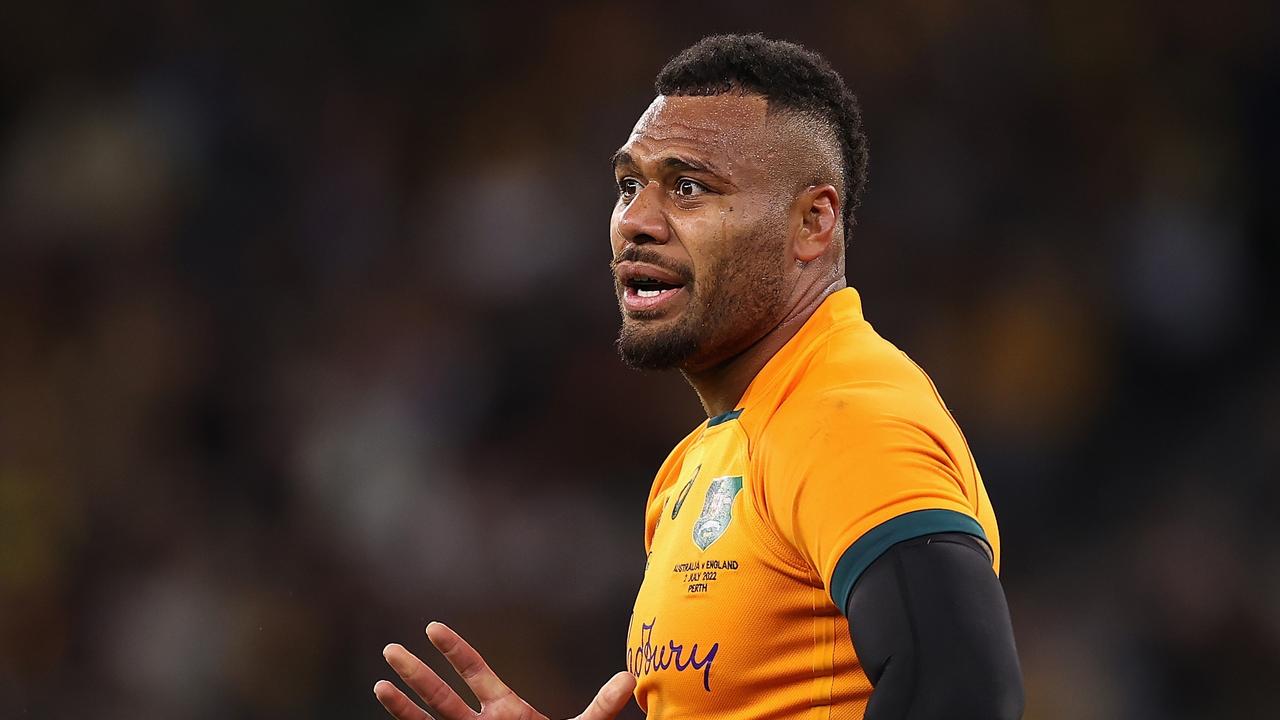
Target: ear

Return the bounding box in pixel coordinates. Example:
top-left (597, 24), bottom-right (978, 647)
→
top-left (793, 184), bottom-right (840, 262)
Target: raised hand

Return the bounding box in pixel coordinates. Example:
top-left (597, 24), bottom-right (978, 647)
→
top-left (374, 622), bottom-right (636, 720)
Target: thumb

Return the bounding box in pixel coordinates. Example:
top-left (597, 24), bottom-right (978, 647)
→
top-left (575, 671), bottom-right (636, 720)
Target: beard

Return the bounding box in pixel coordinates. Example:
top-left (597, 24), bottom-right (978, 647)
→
top-left (616, 308), bottom-right (703, 370)
top-left (615, 225), bottom-right (789, 372)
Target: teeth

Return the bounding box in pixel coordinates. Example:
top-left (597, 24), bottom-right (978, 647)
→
top-left (638, 289), bottom-right (661, 298)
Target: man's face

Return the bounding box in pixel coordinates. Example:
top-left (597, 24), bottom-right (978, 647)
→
top-left (610, 94), bottom-right (795, 372)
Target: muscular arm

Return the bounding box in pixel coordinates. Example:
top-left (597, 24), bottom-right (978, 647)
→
top-left (844, 533), bottom-right (1025, 720)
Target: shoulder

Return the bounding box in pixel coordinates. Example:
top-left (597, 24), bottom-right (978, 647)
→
top-left (758, 324), bottom-right (950, 450)
top-left (746, 325), bottom-right (984, 529)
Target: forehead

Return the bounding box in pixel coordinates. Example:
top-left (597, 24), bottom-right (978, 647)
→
top-left (619, 94), bottom-right (778, 171)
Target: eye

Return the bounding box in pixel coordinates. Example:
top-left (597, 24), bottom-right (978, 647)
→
top-left (674, 178), bottom-right (708, 198)
top-left (618, 177), bottom-right (643, 202)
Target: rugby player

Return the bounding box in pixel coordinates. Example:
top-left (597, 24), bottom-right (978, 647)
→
top-left (375, 34), bottom-right (1024, 719)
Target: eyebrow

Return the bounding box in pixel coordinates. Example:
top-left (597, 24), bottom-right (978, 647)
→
top-left (610, 150), bottom-right (725, 178)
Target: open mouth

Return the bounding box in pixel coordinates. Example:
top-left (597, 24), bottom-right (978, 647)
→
top-left (626, 276), bottom-right (683, 298)
top-left (622, 277), bottom-right (686, 312)
top-left (615, 261), bottom-right (690, 313)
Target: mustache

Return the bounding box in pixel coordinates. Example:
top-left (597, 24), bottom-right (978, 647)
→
top-left (609, 247), bottom-right (695, 285)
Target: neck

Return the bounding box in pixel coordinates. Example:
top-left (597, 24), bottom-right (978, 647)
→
top-left (683, 276), bottom-right (846, 417)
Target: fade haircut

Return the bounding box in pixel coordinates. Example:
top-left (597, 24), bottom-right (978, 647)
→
top-left (655, 34), bottom-right (869, 243)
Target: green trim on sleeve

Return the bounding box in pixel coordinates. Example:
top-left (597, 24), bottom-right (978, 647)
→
top-left (830, 509), bottom-right (987, 612)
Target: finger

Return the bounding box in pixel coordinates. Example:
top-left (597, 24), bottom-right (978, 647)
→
top-left (374, 679), bottom-right (435, 720)
top-left (426, 622), bottom-right (516, 706)
top-left (575, 671), bottom-right (636, 720)
top-left (383, 643), bottom-right (478, 720)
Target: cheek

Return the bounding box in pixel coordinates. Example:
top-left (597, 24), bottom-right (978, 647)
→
top-left (608, 207), bottom-right (625, 252)
top-left (712, 191), bottom-right (779, 240)
top-left (683, 205), bottom-right (770, 274)
top-left (670, 211), bottom-right (733, 268)
top-left (721, 219), bottom-right (788, 288)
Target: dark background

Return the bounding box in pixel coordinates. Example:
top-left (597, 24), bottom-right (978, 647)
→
top-left (1, 2), bottom-right (1277, 718)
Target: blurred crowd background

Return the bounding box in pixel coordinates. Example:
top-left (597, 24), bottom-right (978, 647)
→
top-left (2, 2), bottom-right (1277, 718)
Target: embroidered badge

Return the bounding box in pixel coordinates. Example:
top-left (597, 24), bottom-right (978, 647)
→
top-left (692, 475), bottom-right (743, 550)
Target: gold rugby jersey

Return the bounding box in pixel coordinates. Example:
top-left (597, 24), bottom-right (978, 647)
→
top-left (626, 287), bottom-right (1000, 719)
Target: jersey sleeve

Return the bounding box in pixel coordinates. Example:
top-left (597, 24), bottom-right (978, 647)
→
top-left (753, 387), bottom-right (988, 612)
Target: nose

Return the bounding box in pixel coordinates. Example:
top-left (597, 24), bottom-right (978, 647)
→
top-left (616, 182), bottom-right (669, 246)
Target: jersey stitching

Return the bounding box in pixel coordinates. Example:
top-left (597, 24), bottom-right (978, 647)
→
top-left (808, 565), bottom-right (837, 720)
top-left (747, 332), bottom-right (845, 578)
top-left (747, 333), bottom-right (860, 579)
top-left (736, 422), bottom-right (812, 573)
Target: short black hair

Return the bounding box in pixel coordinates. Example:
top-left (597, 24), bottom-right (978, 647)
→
top-left (655, 34), bottom-right (869, 242)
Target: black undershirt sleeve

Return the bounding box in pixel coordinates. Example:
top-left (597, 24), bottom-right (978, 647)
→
top-left (843, 533), bottom-right (1025, 720)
